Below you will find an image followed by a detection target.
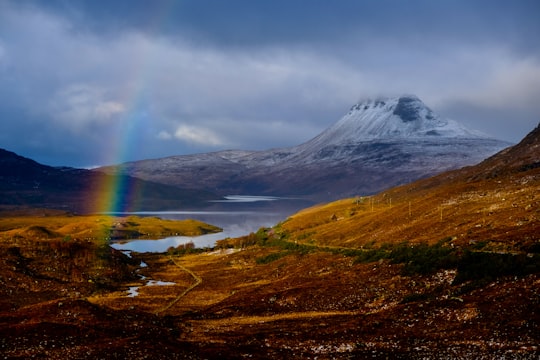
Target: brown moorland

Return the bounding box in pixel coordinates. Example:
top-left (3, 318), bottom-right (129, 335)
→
top-left (1, 125), bottom-right (539, 359)
top-left (0, 214), bottom-right (220, 313)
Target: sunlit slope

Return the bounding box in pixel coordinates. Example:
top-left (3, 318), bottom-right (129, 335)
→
top-left (0, 213), bottom-right (221, 242)
top-left (281, 124), bottom-right (540, 252)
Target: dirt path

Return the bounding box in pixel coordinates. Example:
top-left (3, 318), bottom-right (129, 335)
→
top-left (154, 256), bottom-right (202, 315)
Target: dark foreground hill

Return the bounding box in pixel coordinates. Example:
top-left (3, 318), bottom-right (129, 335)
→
top-left (0, 148), bottom-right (217, 213)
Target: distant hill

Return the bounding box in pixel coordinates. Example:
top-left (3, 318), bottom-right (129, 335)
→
top-left (280, 122), bottom-right (540, 252)
top-left (0, 149), bottom-right (218, 213)
top-left (99, 95), bottom-right (511, 201)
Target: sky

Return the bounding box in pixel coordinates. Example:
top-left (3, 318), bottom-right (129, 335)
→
top-left (0, 0), bottom-right (539, 168)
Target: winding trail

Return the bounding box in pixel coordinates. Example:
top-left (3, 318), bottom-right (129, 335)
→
top-left (155, 256), bottom-right (202, 315)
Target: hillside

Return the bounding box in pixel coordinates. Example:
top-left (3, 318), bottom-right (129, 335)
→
top-left (99, 96), bottom-right (510, 201)
top-left (0, 148), bottom-right (218, 213)
top-left (279, 123), bottom-right (540, 252)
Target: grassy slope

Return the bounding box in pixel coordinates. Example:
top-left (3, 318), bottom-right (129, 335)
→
top-left (280, 153), bottom-right (539, 253)
top-left (0, 213), bottom-right (221, 242)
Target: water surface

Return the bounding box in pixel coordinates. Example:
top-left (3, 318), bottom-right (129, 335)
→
top-left (110, 195), bottom-right (310, 253)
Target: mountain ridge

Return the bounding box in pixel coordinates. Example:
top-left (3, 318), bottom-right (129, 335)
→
top-left (99, 95), bottom-right (511, 201)
top-left (0, 148), bottom-right (218, 213)
top-left (304, 95), bottom-right (486, 145)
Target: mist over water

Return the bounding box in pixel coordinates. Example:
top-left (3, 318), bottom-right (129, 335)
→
top-left (110, 196), bottom-right (311, 252)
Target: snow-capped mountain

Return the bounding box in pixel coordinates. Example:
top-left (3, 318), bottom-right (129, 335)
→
top-left (98, 95), bottom-right (512, 201)
top-left (304, 95), bottom-right (484, 144)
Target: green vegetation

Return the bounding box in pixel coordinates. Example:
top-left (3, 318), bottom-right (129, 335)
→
top-left (350, 239), bottom-right (540, 283)
top-left (388, 238), bottom-right (458, 275)
top-left (245, 227), bottom-right (540, 287)
top-left (454, 251), bottom-right (540, 284)
top-left (217, 226), bottom-right (540, 291)
top-left (166, 241), bottom-right (209, 256)
top-left (255, 251), bottom-right (291, 264)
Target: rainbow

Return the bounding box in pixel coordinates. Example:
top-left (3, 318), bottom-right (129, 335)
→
top-left (89, 2), bottom-right (177, 214)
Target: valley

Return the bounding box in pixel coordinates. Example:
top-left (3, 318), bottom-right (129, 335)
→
top-left (2, 1), bottom-right (538, 358)
top-left (1, 124), bottom-right (539, 358)
top-left (2, 222), bottom-right (538, 358)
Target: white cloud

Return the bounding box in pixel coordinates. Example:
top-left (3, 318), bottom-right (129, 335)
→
top-left (48, 84), bottom-right (125, 133)
top-left (173, 124), bottom-right (224, 146)
top-left (157, 130), bottom-right (173, 140)
top-left (0, 3), bottom-right (358, 144)
top-left (465, 56), bottom-right (540, 110)
top-left (340, 43), bottom-right (540, 128)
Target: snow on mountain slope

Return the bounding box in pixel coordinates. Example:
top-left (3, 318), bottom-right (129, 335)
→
top-left (246, 95), bottom-right (505, 169)
top-left (290, 95), bottom-right (487, 158)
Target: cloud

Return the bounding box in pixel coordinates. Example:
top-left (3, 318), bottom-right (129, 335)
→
top-left (157, 131), bottom-right (172, 140)
top-left (173, 125), bottom-right (224, 146)
top-left (463, 56), bottom-right (540, 110)
top-left (47, 84), bottom-right (125, 133)
top-left (0, 3), bottom-right (358, 143)
top-left (1, 1), bottom-right (539, 166)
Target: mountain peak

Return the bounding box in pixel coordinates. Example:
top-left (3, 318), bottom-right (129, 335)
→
top-left (350, 95), bottom-right (434, 124)
top-left (312, 95), bottom-right (486, 146)
top-left (392, 95), bottom-right (434, 123)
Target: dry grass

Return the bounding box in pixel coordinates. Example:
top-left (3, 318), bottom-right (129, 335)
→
top-left (0, 213), bottom-right (221, 243)
top-left (113, 248), bottom-right (538, 358)
top-left (281, 169), bottom-right (539, 251)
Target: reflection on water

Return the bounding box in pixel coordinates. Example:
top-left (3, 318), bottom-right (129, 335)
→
top-left (109, 195), bottom-right (311, 253)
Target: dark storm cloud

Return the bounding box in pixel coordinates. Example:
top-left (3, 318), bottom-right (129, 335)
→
top-left (31, 0), bottom-right (540, 53)
top-left (0, 0), bottom-right (539, 167)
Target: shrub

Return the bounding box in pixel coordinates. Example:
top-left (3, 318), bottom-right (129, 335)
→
top-left (389, 241), bottom-right (458, 275)
top-left (167, 241), bottom-right (202, 255)
top-left (353, 248), bottom-right (389, 264)
top-left (401, 292), bottom-right (433, 304)
top-left (256, 251), bottom-right (290, 264)
top-left (453, 251), bottom-right (540, 284)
